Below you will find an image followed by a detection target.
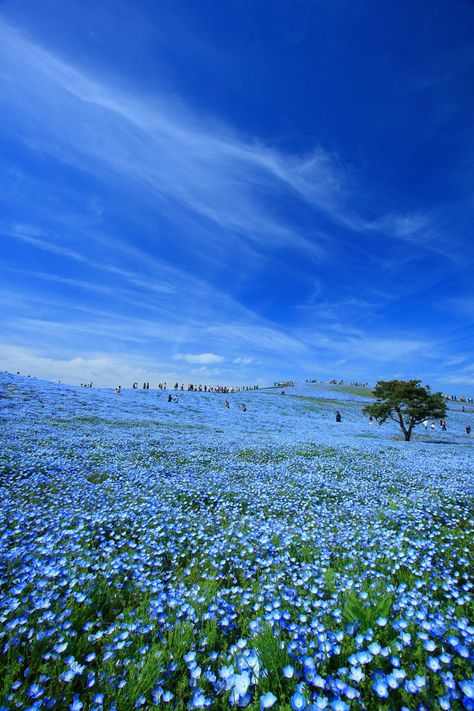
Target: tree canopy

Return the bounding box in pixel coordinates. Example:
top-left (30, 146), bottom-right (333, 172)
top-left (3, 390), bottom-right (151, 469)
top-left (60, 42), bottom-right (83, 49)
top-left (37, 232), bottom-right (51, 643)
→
top-left (363, 379), bottom-right (447, 441)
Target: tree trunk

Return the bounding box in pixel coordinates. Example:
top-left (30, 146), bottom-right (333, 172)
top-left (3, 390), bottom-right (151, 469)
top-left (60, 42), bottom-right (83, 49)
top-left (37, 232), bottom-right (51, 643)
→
top-left (404, 430), bottom-right (411, 441)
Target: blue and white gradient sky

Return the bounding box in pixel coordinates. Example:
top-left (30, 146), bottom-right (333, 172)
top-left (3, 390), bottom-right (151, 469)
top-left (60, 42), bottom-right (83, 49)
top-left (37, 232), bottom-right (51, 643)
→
top-left (1, 1), bottom-right (473, 389)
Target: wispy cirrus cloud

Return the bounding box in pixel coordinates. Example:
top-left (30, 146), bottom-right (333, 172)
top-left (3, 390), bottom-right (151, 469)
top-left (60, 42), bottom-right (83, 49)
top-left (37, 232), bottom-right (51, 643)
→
top-left (233, 356), bottom-right (253, 366)
top-left (0, 16), bottom-right (429, 258)
top-left (0, 19), bottom-right (333, 259)
top-left (174, 353), bottom-right (225, 365)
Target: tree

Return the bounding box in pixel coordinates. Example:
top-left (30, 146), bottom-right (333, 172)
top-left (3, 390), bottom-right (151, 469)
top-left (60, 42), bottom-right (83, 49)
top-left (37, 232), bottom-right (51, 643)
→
top-left (363, 379), bottom-right (447, 441)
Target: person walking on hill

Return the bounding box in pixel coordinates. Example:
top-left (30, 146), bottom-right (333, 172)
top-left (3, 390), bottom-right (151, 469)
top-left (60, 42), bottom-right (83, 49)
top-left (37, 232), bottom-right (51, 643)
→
top-left (335, 411), bottom-right (342, 423)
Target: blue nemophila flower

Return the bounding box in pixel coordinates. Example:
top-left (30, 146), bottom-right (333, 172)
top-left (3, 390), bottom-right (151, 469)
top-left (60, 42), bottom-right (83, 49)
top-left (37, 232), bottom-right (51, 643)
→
top-left (426, 656), bottom-right (441, 672)
top-left (455, 644), bottom-right (470, 659)
top-left (190, 666), bottom-right (202, 680)
top-left (92, 694), bottom-right (104, 705)
top-left (233, 671), bottom-right (251, 696)
top-left (69, 696), bottom-right (83, 711)
top-left (344, 686), bottom-right (359, 701)
top-left (282, 664), bottom-right (295, 679)
top-left (387, 671), bottom-right (402, 689)
top-left (229, 688), bottom-right (251, 707)
top-left (189, 690), bottom-right (211, 708)
top-left (290, 691), bottom-right (306, 710)
top-left (219, 665), bottom-right (235, 681)
top-left (59, 669), bottom-right (76, 683)
top-left (372, 678), bottom-right (389, 699)
top-left (260, 692), bottom-right (277, 709)
top-left (368, 642), bottom-right (381, 656)
top-left (152, 686), bottom-right (164, 704)
top-left (348, 666), bottom-right (364, 683)
top-left (135, 696), bottom-right (146, 708)
top-left (330, 700), bottom-right (349, 711)
top-left (162, 691), bottom-right (174, 703)
top-left (355, 650), bottom-right (372, 665)
top-left (460, 681), bottom-right (474, 700)
top-left (27, 684), bottom-right (44, 700)
top-left (312, 674), bottom-right (326, 689)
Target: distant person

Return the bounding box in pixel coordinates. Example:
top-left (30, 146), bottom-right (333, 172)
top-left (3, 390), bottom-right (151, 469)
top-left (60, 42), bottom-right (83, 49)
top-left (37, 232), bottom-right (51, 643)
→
top-left (168, 394), bottom-right (172, 402)
top-left (241, 403), bottom-right (247, 412)
top-left (115, 386), bottom-right (121, 394)
top-left (335, 411), bottom-right (342, 423)
top-left (369, 415), bottom-right (373, 425)
top-left (281, 390), bottom-right (285, 396)
top-left (423, 419), bottom-right (429, 429)
top-left (440, 418), bottom-right (447, 431)
top-left (225, 400), bottom-right (230, 410)
top-left (431, 422), bottom-right (436, 429)
top-left (466, 425), bottom-right (471, 435)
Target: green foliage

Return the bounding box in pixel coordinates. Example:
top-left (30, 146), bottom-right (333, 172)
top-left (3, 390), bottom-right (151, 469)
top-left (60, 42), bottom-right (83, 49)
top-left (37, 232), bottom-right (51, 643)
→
top-left (363, 379), bottom-right (447, 441)
top-left (342, 589), bottom-right (393, 630)
top-left (252, 624), bottom-right (292, 695)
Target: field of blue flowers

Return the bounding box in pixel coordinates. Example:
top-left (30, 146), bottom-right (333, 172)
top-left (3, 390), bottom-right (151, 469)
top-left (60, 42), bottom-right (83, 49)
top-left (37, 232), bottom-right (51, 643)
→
top-left (0, 373), bottom-right (472, 711)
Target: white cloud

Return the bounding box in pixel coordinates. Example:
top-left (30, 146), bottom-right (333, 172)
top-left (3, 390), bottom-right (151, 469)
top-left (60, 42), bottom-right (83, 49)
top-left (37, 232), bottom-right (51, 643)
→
top-left (233, 356), bottom-right (253, 365)
top-left (174, 352), bottom-right (225, 364)
top-left (0, 343), bottom-right (173, 386)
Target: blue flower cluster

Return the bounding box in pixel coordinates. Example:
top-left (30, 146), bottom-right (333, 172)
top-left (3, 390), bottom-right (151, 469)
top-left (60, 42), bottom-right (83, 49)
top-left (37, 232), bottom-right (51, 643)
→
top-left (0, 373), bottom-right (472, 710)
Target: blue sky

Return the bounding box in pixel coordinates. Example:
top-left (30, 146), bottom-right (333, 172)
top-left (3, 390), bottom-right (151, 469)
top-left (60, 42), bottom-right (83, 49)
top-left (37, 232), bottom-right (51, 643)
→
top-left (1, 0), bottom-right (473, 389)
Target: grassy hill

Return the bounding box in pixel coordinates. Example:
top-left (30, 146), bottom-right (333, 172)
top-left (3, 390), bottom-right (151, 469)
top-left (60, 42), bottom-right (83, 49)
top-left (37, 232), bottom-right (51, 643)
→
top-left (0, 373), bottom-right (472, 710)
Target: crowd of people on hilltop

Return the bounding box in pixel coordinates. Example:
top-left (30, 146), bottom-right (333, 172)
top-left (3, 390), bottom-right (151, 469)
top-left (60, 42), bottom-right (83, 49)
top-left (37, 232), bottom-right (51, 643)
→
top-left (444, 394), bottom-right (473, 403)
top-left (306, 378), bottom-right (345, 385)
top-left (305, 378), bottom-right (369, 387)
top-left (115, 381), bottom-right (260, 393)
top-left (273, 380), bottom-right (294, 388)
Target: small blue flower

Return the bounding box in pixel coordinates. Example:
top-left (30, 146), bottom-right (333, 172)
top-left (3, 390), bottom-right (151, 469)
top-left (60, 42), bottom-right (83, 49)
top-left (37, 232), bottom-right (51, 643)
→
top-left (330, 701), bottom-right (349, 711)
top-left (313, 698), bottom-right (329, 710)
top-left (27, 684), bottom-right (44, 700)
top-left (460, 682), bottom-right (474, 700)
top-left (348, 666), bottom-right (364, 683)
top-left (290, 691), bottom-right (306, 710)
top-left (372, 678), bottom-right (389, 699)
top-left (260, 692), bottom-right (277, 709)
top-left (426, 656), bottom-right (441, 672)
top-left (282, 664), bottom-right (295, 679)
